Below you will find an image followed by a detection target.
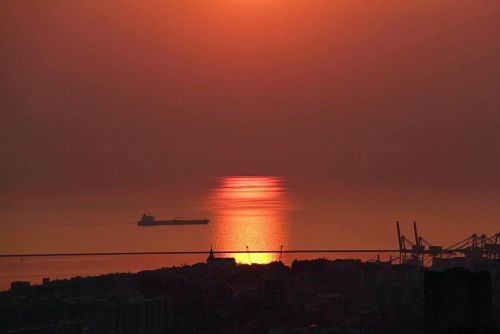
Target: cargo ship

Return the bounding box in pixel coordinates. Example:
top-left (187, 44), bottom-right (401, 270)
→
top-left (137, 213), bottom-right (209, 226)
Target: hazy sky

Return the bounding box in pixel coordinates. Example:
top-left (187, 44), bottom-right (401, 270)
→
top-left (2, 1), bottom-right (500, 192)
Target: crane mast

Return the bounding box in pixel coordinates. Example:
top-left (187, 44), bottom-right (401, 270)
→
top-left (396, 221), bottom-right (499, 268)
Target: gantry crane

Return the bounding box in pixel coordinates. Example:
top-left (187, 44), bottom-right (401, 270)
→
top-left (396, 221), bottom-right (500, 266)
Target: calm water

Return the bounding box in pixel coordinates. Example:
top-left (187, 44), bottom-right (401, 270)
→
top-left (1, 176), bottom-right (499, 290)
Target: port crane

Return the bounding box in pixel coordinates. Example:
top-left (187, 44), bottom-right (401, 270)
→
top-left (396, 221), bottom-right (500, 266)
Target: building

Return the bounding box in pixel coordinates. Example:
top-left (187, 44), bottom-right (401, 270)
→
top-left (88, 296), bottom-right (174, 334)
top-left (207, 247), bottom-right (236, 268)
top-left (424, 268), bottom-right (493, 333)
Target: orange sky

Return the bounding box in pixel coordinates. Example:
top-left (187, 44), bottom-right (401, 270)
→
top-left (1, 1), bottom-right (500, 193)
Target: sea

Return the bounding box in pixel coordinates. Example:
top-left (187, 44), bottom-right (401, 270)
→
top-left (1, 176), bottom-right (498, 291)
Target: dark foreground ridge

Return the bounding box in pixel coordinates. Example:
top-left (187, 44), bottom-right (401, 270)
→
top-left (1, 257), bottom-right (499, 334)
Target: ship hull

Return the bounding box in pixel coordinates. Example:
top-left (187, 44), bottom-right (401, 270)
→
top-left (138, 219), bottom-right (209, 226)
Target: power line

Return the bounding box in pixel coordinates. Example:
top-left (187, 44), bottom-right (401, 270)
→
top-left (0, 249), bottom-right (400, 258)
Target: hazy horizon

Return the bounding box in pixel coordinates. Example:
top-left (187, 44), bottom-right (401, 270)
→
top-left (2, 1), bottom-right (499, 191)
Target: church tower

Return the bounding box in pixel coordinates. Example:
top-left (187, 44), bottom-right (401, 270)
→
top-left (207, 246), bottom-right (215, 262)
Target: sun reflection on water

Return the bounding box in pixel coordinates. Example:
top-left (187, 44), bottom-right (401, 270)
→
top-left (209, 176), bottom-right (289, 264)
